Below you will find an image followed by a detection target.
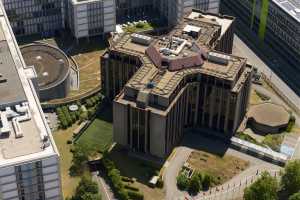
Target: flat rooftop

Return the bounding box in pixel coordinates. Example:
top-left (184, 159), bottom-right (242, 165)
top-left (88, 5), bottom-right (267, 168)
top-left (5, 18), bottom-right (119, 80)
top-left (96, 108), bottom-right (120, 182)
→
top-left (187, 11), bottom-right (234, 36)
top-left (110, 11), bottom-right (245, 99)
top-left (273, 0), bottom-right (300, 22)
top-left (0, 2), bottom-right (57, 167)
top-left (21, 44), bottom-right (70, 90)
top-left (0, 29), bottom-right (26, 107)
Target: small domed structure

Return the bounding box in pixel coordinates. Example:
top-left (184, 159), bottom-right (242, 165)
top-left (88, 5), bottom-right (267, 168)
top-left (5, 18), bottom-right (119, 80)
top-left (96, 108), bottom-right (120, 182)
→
top-left (247, 103), bottom-right (290, 134)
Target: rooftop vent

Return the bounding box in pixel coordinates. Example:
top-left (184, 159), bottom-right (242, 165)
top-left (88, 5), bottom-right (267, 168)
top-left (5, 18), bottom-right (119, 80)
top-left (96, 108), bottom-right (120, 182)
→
top-left (131, 33), bottom-right (152, 46)
top-left (146, 82), bottom-right (155, 89)
top-left (208, 52), bottom-right (230, 65)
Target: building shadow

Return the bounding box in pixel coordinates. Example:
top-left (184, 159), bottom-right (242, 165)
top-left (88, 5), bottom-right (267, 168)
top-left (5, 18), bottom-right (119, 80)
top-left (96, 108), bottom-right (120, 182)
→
top-left (180, 130), bottom-right (231, 157)
top-left (96, 102), bottom-right (113, 123)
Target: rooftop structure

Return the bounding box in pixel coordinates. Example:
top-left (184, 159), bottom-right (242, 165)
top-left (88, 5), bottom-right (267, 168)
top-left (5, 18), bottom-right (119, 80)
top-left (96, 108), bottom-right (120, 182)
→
top-left (102, 10), bottom-right (253, 157)
top-left (21, 44), bottom-right (71, 101)
top-left (248, 102), bottom-right (290, 134)
top-left (0, 2), bottom-right (62, 199)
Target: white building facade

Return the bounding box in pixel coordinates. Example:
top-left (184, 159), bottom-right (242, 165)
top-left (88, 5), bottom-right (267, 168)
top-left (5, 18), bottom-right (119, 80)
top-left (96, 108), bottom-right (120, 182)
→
top-left (0, 1), bottom-right (62, 199)
top-left (68, 0), bottom-right (116, 40)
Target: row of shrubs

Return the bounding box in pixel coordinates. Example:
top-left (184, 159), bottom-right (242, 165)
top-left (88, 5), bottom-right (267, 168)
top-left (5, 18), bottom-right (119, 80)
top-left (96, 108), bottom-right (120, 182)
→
top-left (177, 171), bottom-right (216, 195)
top-left (56, 106), bottom-right (80, 129)
top-left (56, 94), bottom-right (103, 129)
top-left (101, 157), bottom-right (144, 200)
top-left (85, 95), bottom-right (102, 108)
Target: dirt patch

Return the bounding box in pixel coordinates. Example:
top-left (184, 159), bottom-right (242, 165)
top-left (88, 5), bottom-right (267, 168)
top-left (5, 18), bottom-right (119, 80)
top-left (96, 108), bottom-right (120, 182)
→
top-left (187, 150), bottom-right (249, 185)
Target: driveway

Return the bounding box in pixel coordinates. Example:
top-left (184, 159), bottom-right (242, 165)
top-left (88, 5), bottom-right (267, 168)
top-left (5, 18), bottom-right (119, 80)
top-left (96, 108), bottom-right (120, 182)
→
top-left (164, 146), bottom-right (193, 200)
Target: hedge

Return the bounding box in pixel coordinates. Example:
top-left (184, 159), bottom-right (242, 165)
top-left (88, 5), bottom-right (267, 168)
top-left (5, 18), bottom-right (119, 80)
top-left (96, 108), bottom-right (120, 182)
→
top-left (122, 177), bottom-right (134, 183)
top-left (127, 190), bottom-right (144, 200)
top-left (124, 184), bottom-right (139, 191)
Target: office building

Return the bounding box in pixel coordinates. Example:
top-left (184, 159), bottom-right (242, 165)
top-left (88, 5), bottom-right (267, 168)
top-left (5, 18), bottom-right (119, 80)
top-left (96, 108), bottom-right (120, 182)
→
top-left (154, 0), bottom-right (220, 27)
top-left (220, 0), bottom-right (300, 71)
top-left (0, 2), bottom-right (62, 200)
top-left (68, 0), bottom-right (116, 40)
top-left (101, 10), bottom-right (253, 158)
top-left (2, 0), bottom-right (219, 39)
top-left (2, 0), bottom-right (65, 37)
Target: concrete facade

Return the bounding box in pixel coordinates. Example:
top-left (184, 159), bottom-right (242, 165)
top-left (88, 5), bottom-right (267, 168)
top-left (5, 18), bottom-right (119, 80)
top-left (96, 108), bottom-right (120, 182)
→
top-left (102, 10), bottom-right (253, 158)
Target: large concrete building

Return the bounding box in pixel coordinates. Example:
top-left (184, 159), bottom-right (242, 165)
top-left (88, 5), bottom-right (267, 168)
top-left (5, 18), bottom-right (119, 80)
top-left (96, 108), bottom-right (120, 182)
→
top-left (220, 0), bottom-right (300, 72)
top-left (101, 10), bottom-right (253, 158)
top-left (0, 2), bottom-right (62, 200)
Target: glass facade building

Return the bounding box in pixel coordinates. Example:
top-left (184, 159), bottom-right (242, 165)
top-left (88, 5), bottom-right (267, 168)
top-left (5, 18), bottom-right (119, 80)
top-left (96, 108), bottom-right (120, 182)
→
top-left (2, 0), bottom-right (64, 37)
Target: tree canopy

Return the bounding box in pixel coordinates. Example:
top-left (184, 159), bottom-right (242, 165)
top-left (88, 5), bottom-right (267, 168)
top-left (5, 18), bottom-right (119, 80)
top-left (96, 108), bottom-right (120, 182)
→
top-left (71, 176), bottom-right (101, 200)
top-left (289, 192), bottom-right (300, 200)
top-left (281, 160), bottom-right (300, 196)
top-left (244, 171), bottom-right (278, 200)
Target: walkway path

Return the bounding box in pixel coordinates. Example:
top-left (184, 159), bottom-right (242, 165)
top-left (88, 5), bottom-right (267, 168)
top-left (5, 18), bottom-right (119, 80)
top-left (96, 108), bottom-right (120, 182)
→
top-left (92, 172), bottom-right (116, 200)
top-left (164, 147), bottom-right (193, 200)
top-left (163, 133), bottom-right (282, 200)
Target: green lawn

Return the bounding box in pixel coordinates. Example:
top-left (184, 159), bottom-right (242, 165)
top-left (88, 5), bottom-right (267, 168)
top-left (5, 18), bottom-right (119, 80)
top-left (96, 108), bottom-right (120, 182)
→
top-left (124, 22), bottom-right (155, 33)
top-left (77, 106), bottom-right (113, 152)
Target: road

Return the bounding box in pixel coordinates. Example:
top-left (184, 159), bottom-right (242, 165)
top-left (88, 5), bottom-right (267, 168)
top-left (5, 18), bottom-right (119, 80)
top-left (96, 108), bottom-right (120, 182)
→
top-left (163, 133), bottom-right (282, 200)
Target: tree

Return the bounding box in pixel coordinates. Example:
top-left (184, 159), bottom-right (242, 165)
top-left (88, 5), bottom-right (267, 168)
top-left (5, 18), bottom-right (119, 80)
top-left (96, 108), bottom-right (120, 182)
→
top-left (72, 176), bottom-right (101, 200)
top-left (81, 193), bottom-right (101, 200)
top-left (202, 173), bottom-right (214, 190)
top-left (244, 171), bottom-right (278, 200)
top-left (177, 173), bottom-right (189, 190)
top-left (188, 174), bottom-right (201, 195)
top-left (70, 143), bottom-right (95, 175)
top-left (289, 193), bottom-right (300, 200)
top-left (281, 160), bottom-right (300, 196)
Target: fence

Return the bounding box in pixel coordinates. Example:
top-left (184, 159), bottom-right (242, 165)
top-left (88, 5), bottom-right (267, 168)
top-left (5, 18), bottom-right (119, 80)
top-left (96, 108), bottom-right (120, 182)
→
top-left (193, 170), bottom-right (280, 200)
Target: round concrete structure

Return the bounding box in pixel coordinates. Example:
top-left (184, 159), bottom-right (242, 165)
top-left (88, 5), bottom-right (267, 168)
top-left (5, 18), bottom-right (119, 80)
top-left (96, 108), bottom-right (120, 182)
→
top-left (248, 103), bottom-right (290, 134)
top-left (21, 43), bottom-right (71, 101)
